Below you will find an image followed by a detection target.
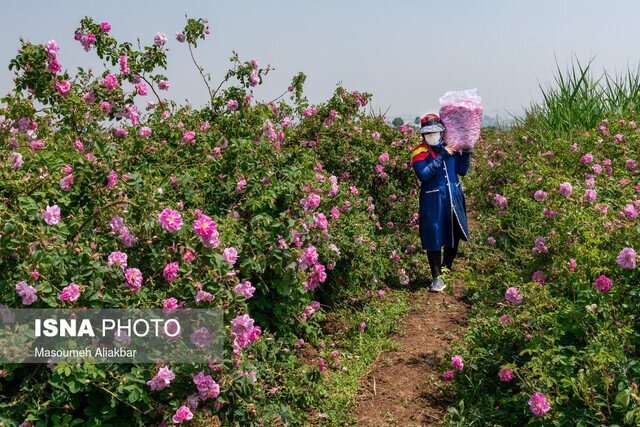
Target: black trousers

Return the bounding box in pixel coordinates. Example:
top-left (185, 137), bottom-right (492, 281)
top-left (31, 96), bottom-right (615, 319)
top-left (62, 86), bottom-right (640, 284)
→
top-left (426, 217), bottom-right (464, 280)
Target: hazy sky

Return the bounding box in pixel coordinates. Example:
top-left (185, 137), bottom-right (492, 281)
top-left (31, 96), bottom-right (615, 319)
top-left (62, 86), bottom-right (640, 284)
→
top-left (2, 0), bottom-right (640, 122)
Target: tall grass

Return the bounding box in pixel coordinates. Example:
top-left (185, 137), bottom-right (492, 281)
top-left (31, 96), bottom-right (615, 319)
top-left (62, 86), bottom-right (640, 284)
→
top-left (517, 55), bottom-right (640, 138)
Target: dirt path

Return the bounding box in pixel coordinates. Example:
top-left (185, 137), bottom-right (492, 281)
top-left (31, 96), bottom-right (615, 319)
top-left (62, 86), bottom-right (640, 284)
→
top-left (352, 266), bottom-right (470, 426)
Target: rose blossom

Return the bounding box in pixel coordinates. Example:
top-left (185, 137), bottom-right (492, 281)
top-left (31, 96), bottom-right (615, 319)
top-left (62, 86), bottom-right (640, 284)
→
top-left (451, 355), bottom-right (464, 371)
top-left (103, 74), bottom-right (119, 92)
top-left (153, 32), bottom-right (167, 47)
top-left (42, 205), bottom-right (61, 225)
top-left (498, 368), bottom-right (513, 382)
top-left (505, 287), bottom-right (523, 304)
top-left (163, 262), bottom-right (180, 282)
top-left (528, 392), bottom-right (551, 417)
top-left (558, 182), bottom-right (573, 196)
top-left (233, 281), bottom-right (256, 299)
top-left (124, 268), bottom-right (143, 291)
top-left (172, 406), bottom-right (193, 423)
top-left (616, 247), bottom-right (637, 269)
top-left (58, 283), bottom-right (80, 302)
top-left (146, 366), bottom-right (175, 391)
top-left (594, 274), bottom-right (612, 293)
top-left (222, 247), bottom-right (239, 265)
top-left (15, 282), bottom-right (38, 305)
top-left (158, 208), bottom-right (183, 232)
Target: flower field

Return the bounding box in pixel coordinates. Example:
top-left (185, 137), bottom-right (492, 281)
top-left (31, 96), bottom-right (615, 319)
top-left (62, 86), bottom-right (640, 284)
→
top-left (0, 15), bottom-right (639, 427)
top-left (442, 100), bottom-right (640, 423)
top-left (0, 17), bottom-right (430, 426)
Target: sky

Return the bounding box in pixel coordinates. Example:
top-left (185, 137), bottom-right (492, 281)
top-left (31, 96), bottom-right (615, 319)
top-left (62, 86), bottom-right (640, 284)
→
top-left (1, 0), bottom-right (640, 122)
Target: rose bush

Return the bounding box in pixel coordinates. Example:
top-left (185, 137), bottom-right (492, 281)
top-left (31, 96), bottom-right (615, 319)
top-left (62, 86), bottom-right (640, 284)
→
top-left (0, 17), bottom-right (428, 426)
top-left (443, 119), bottom-right (640, 425)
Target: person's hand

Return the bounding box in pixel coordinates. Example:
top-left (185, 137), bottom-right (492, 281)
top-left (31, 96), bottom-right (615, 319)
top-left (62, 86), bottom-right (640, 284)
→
top-left (444, 146), bottom-right (455, 155)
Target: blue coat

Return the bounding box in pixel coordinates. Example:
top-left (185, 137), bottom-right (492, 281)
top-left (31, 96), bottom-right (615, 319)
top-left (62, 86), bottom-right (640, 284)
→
top-left (411, 140), bottom-right (471, 251)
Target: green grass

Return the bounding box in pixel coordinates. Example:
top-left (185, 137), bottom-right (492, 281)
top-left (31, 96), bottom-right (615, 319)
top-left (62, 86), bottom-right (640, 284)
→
top-left (518, 55), bottom-right (640, 139)
top-left (303, 290), bottom-right (411, 426)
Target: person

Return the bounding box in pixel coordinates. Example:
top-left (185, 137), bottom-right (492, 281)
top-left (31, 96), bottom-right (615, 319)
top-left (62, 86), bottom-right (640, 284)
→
top-left (410, 113), bottom-right (472, 292)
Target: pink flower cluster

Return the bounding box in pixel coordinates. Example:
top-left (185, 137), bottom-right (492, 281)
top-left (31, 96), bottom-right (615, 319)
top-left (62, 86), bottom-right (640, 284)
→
top-left (182, 131), bottom-right (195, 143)
top-left (55, 80), bottom-right (71, 97)
top-left (494, 194), bottom-right (507, 208)
top-left (146, 365), bottom-right (175, 391)
top-left (505, 287), bottom-right (523, 304)
top-left (135, 82), bottom-right (148, 96)
top-left (498, 367), bottom-right (513, 382)
top-left (580, 152), bottom-right (594, 164)
top-left (105, 169), bottom-right (118, 189)
top-left (443, 355), bottom-right (464, 381)
top-left (154, 32), bottom-right (167, 47)
top-left (195, 284), bottom-right (214, 305)
top-left (124, 268), bottom-right (144, 292)
top-left (15, 281), bottom-right (38, 305)
top-left (163, 297), bottom-right (180, 313)
top-left (103, 73), bottom-right (120, 92)
top-left (300, 192), bottom-right (321, 211)
top-left (249, 70), bottom-right (259, 87)
top-left (42, 204), bottom-right (61, 225)
top-left (528, 392), bottom-right (551, 416)
top-left (163, 262), bottom-right (180, 282)
top-left (304, 264), bottom-right (327, 291)
top-left (301, 301), bottom-right (321, 320)
top-left (230, 314), bottom-right (262, 354)
top-left (532, 270), bottom-right (546, 283)
top-left (623, 204), bottom-right (638, 220)
top-left (193, 210), bottom-right (220, 248)
top-left (222, 247), bottom-right (239, 265)
top-left (533, 190), bottom-right (547, 201)
top-left (593, 274), bottom-right (612, 293)
top-left (558, 182), bottom-right (573, 197)
top-left (172, 405), bottom-right (193, 423)
top-left (190, 327), bottom-right (212, 348)
top-left (297, 245), bottom-right (319, 270)
top-left (302, 106), bottom-right (318, 117)
top-left (158, 208), bottom-right (183, 232)
top-left (617, 247), bottom-right (637, 269)
top-left (584, 189), bottom-right (597, 203)
top-left (451, 355), bottom-right (464, 371)
top-left (58, 283), bottom-right (80, 302)
top-left (318, 357), bottom-right (327, 373)
top-left (233, 281), bottom-right (256, 299)
top-left (441, 370), bottom-right (455, 381)
top-left (45, 39), bottom-right (61, 73)
top-left (74, 28), bottom-right (96, 51)
top-left (227, 99), bottom-right (239, 111)
top-left (532, 236), bottom-right (548, 254)
top-left (109, 215), bottom-right (137, 247)
top-left (193, 371), bottom-right (220, 401)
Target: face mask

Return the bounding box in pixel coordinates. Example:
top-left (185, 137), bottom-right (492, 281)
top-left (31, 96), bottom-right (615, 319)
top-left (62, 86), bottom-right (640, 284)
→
top-left (424, 132), bottom-right (441, 146)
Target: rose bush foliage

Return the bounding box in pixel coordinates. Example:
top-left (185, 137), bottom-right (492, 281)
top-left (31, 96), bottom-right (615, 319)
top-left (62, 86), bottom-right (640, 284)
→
top-left (0, 17), bottom-right (427, 426)
top-left (443, 122), bottom-right (640, 425)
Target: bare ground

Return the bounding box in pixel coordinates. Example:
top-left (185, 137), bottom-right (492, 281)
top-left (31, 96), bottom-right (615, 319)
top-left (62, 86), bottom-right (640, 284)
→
top-left (352, 267), bottom-right (470, 426)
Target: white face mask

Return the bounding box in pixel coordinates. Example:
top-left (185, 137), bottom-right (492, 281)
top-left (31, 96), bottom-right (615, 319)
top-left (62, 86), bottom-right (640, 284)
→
top-left (424, 132), bottom-right (441, 146)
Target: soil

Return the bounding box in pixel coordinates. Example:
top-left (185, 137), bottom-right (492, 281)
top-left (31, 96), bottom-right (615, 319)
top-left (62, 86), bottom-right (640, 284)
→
top-left (352, 268), bottom-right (470, 426)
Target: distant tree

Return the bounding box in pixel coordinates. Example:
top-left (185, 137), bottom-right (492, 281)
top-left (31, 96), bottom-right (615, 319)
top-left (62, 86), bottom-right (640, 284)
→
top-left (414, 116), bottom-right (421, 125)
top-left (391, 117), bottom-right (404, 128)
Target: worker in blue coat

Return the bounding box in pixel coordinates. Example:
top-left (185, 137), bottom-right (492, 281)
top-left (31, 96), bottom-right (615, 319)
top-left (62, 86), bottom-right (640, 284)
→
top-left (411, 114), bottom-right (472, 292)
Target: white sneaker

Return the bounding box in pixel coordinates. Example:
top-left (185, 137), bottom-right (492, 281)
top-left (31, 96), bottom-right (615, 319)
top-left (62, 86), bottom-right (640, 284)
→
top-left (430, 277), bottom-right (446, 292)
